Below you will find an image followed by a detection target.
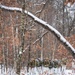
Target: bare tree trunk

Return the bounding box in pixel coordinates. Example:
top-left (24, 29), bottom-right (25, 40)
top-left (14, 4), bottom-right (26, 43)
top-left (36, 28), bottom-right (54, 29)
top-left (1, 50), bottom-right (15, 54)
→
top-left (16, 1), bottom-right (26, 75)
top-left (27, 31), bottom-right (31, 72)
top-left (6, 36), bottom-right (9, 70)
top-left (12, 26), bottom-right (16, 70)
top-left (2, 24), bottom-right (6, 73)
top-left (62, 0), bottom-right (65, 36)
top-left (41, 29), bottom-right (44, 62)
top-left (52, 35), bottom-right (57, 61)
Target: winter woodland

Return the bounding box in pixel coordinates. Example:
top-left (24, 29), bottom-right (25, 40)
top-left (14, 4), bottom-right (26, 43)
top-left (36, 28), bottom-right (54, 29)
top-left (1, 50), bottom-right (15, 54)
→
top-left (0, 0), bottom-right (75, 75)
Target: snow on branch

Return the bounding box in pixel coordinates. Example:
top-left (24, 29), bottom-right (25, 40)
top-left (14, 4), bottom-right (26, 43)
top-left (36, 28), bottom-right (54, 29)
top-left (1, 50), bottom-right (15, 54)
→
top-left (0, 4), bottom-right (75, 58)
top-left (35, 10), bottom-right (42, 14)
top-left (34, 2), bottom-right (46, 6)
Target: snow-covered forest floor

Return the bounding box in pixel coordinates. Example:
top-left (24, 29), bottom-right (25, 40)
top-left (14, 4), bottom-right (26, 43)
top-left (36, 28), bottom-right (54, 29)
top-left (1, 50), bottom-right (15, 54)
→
top-left (0, 65), bottom-right (75, 75)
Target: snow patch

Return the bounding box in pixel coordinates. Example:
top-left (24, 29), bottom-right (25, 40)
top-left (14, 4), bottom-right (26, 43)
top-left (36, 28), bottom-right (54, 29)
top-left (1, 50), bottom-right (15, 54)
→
top-left (65, 2), bottom-right (75, 20)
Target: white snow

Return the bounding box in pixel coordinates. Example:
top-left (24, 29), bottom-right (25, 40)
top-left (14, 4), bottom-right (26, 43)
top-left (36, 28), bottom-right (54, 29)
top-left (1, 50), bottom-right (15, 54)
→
top-left (67, 3), bottom-right (71, 7)
top-left (34, 2), bottom-right (46, 6)
top-left (0, 65), bottom-right (75, 75)
top-left (19, 51), bottom-right (22, 54)
top-left (65, 2), bottom-right (75, 20)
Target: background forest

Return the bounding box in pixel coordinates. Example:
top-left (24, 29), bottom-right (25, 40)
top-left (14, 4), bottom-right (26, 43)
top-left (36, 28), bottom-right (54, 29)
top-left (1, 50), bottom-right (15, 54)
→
top-left (0, 0), bottom-right (75, 75)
